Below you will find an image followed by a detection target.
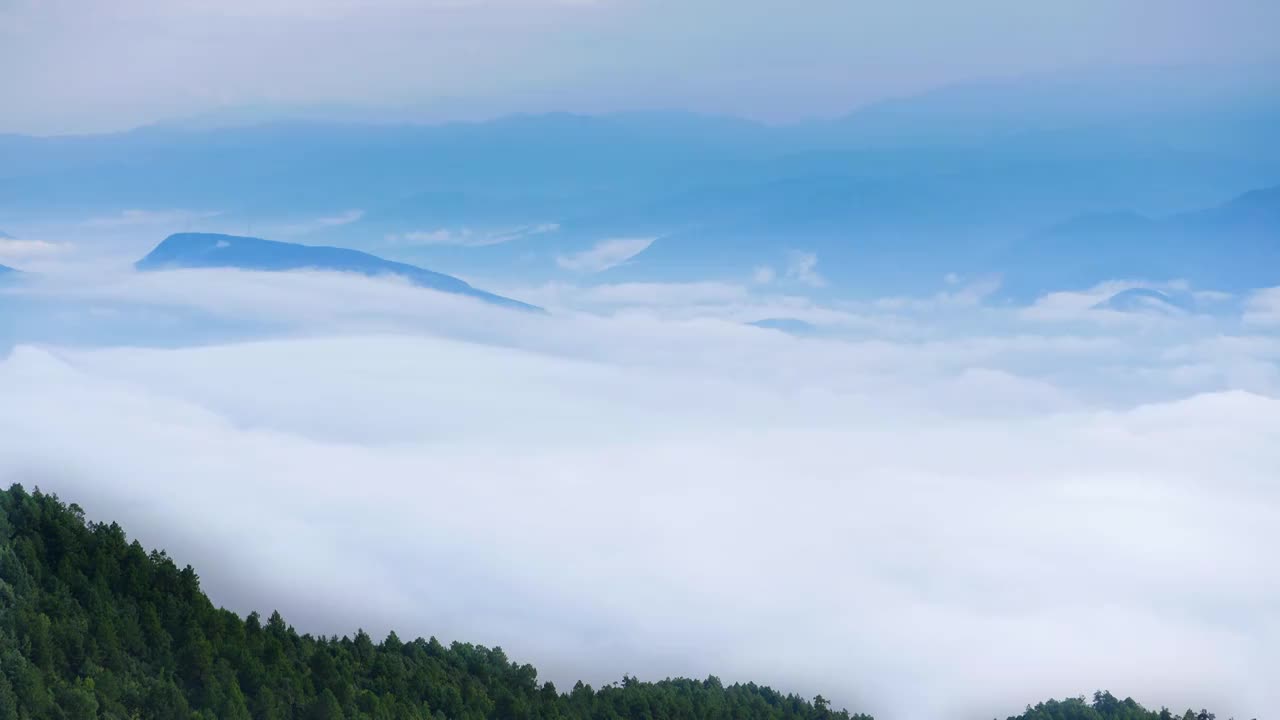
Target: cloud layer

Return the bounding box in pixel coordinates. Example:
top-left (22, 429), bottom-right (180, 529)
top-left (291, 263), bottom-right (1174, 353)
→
top-left (557, 237), bottom-right (657, 272)
top-left (0, 267), bottom-right (1277, 719)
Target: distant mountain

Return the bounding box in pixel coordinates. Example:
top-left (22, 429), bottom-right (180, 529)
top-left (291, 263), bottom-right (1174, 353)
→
top-left (824, 63), bottom-right (1280, 151)
top-left (0, 264), bottom-right (15, 275)
top-left (1181, 183), bottom-right (1280, 230)
top-left (747, 318), bottom-right (819, 335)
top-left (1036, 210), bottom-right (1156, 238)
top-left (3, 68), bottom-right (1278, 297)
top-left (136, 233), bottom-right (540, 311)
top-left (1000, 184), bottom-right (1280, 295)
top-left (1092, 288), bottom-right (1194, 314)
top-left (2, 69), bottom-right (1275, 229)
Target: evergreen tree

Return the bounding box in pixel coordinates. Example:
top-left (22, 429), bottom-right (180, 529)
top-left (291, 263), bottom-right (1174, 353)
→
top-left (0, 484), bottom-right (875, 720)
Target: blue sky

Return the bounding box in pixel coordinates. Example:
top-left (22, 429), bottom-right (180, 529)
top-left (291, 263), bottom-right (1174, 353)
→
top-left (3, 0), bottom-right (1279, 133)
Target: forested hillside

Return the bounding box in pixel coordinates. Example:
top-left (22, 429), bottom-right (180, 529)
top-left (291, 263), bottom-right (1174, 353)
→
top-left (0, 484), bottom-right (870, 720)
top-left (1001, 692), bottom-right (1232, 720)
top-left (0, 485), bottom-right (1227, 720)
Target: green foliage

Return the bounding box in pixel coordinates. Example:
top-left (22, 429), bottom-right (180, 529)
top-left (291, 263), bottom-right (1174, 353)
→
top-left (1001, 691), bottom-right (1232, 720)
top-left (0, 484), bottom-right (873, 720)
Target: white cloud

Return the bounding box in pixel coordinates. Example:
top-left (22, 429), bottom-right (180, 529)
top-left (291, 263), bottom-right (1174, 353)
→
top-left (873, 275), bottom-right (1002, 312)
top-left (1, 268), bottom-right (1277, 720)
top-left (316, 209), bottom-right (365, 226)
top-left (0, 237), bottom-right (70, 261)
top-left (1244, 287), bottom-right (1280, 326)
top-left (385, 223), bottom-right (559, 248)
top-left (82, 209), bottom-right (222, 228)
top-left (1, 337), bottom-right (1275, 720)
top-left (1193, 290), bottom-right (1234, 304)
top-left (556, 237), bottom-right (656, 272)
top-left (388, 228), bottom-right (469, 245)
top-left (752, 266), bottom-right (776, 284)
top-left (515, 281), bottom-right (751, 309)
top-left (270, 209), bottom-right (369, 236)
top-left (785, 251), bottom-right (825, 288)
top-left (1019, 280), bottom-right (1208, 326)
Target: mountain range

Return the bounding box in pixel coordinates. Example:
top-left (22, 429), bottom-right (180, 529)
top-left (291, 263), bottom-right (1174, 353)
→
top-left (1092, 288), bottom-right (1196, 314)
top-left (136, 233), bottom-right (540, 311)
top-left (2, 67), bottom-right (1277, 297)
top-left (997, 184), bottom-right (1280, 296)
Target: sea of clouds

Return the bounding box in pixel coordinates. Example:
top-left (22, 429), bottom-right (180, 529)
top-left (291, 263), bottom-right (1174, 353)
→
top-left (1, 261), bottom-right (1277, 720)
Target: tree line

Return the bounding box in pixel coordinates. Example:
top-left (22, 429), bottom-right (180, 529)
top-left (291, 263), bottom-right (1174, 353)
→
top-left (0, 484), bottom-right (1230, 720)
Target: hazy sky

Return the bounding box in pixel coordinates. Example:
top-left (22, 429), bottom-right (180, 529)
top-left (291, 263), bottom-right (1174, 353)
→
top-left (3, 0), bottom-right (1280, 133)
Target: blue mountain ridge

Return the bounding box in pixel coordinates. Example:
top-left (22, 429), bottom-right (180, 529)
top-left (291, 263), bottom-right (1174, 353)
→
top-left (994, 184), bottom-right (1280, 298)
top-left (746, 318), bottom-right (819, 335)
top-left (1092, 288), bottom-right (1195, 314)
top-left (135, 233), bottom-right (540, 312)
top-left (3, 68), bottom-right (1277, 299)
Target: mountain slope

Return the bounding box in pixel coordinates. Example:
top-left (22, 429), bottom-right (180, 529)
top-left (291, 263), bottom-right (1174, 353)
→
top-left (1092, 288), bottom-right (1195, 314)
top-left (1179, 183), bottom-right (1280, 231)
top-left (999, 184), bottom-right (1280, 295)
top-left (0, 484), bottom-right (869, 720)
top-left (824, 64), bottom-right (1280, 152)
top-left (136, 233), bottom-right (540, 311)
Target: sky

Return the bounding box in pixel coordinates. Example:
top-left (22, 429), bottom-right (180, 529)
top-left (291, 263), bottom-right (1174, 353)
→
top-left (3, 0), bottom-right (1280, 133)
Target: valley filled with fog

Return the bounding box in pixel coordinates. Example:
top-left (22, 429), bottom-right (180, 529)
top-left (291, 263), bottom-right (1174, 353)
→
top-left (2, 248), bottom-right (1278, 717)
top-left (2, 31), bottom-right (1278, 717)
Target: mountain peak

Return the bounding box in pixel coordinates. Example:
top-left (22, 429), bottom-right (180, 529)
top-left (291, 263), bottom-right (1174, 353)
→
top-left (1092, 287), bottom-right (1194, 314)
top-left (137, 233), bottom-right (540, 312)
